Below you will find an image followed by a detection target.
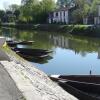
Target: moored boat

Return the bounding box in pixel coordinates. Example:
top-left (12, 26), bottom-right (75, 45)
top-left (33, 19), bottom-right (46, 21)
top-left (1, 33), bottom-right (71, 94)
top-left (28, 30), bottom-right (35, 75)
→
top-left (16, 41), bottom-right (34, 45)
top-left (59, 80), bottom-right (100, 100)
top-left (50, 76), bottom-right (100, 100)
top-left (17, 52), bottom-right (53, 64)
top-left (7, 40), bottom-right (34, 47)
top-left (13, 47), bottom-right (53, 56)
top-left (7, 41), bottom-right (19, 46)
top-left (17, 52), bottom-right (49, 59)
top-left (50, 75), bottom-right (100, 84)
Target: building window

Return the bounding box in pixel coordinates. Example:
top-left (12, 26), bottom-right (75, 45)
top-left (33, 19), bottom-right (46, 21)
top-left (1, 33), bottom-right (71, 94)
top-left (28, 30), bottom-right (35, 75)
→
top-left (56, 12), bottom-right (58, 16)
top-left (64, 11), bottom-right (65, 16)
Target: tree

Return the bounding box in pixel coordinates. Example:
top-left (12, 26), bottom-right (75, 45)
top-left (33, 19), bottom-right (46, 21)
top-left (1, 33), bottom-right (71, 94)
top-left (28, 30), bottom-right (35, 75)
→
top-left (9, 4), bottom-right (20, 13)
top-left (20, 0), bottom-right (40, 22)
top-left (5, 10), bottom-right (16, 22)
top-left (41, 0), bottom-right (56, 12)
top-left (20, 0), bottom-right (56, 23)
top-left (0, 10), bottom-right (5, 21)
top-left (39, 0), bottom-right (56, 23)
top-left (14, 10), bottom-right (20, 20)
top-left (57, 0), bottom-right (75, 7)
top-left (21, 0), bottom-right (39, 5)
top-left (6, 4), bottom-right (21, 21)
top-left (72, 0), bottom-right (91, 23)
top-left (90, 0), bottom-right (100, 16)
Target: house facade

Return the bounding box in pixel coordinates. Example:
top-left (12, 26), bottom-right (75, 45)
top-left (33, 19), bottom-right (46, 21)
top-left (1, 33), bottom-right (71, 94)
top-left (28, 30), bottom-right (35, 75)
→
top-left (48, 4), bottom-right (100, 25)
top-left (48, 7), bottom-right (69, 24)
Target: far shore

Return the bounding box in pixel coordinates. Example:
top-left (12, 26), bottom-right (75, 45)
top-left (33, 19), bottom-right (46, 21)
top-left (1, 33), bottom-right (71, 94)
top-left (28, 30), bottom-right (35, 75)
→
top-left (1, 23), bottom-right (100, 37)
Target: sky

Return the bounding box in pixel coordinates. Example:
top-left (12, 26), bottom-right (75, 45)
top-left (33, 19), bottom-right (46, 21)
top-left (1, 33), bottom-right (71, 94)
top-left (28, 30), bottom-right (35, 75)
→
top-left (0, 0), bottom-right (21, 10)
top-left (0, 0), bottom-right (57, 10)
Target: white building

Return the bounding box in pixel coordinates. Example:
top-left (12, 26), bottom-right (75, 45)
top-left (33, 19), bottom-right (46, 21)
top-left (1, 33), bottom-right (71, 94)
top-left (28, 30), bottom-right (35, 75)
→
top-left (48, 7), bottom-right (69, 24)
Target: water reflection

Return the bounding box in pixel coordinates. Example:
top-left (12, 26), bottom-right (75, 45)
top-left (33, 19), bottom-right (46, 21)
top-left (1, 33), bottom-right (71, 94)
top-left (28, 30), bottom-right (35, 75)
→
top-left (49, 34), bottom-right (100, 57)
top-left (1, 27), bottom-right (100, 74)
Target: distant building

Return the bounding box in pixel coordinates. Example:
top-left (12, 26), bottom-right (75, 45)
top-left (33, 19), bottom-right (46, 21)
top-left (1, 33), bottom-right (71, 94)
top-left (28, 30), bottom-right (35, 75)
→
top-left (48, 3), bottom-right (100, 25)
top-left (48, 6), bottom-right (76, 24)
top-left (48, 7), bottom-right (70, 24)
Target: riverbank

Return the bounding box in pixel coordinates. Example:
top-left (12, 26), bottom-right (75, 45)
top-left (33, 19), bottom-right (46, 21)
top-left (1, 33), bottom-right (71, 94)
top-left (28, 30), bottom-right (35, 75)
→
top-left (0, 38), bottom-right (78, 100)
top-left (1, 23), bottom-right (100, 37)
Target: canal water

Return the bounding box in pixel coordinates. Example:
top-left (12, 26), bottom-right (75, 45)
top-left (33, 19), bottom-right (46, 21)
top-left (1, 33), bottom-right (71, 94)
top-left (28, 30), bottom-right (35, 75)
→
top-left (1, 27), bottom-right (100, 75)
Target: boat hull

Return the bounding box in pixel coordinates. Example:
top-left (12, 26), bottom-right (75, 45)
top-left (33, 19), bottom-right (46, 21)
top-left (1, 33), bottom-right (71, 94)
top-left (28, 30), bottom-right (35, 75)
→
top-left (59, 81), bottom-right (100, 100)
top-left (13, 48), bottom-right (52, 56)
top-left (7, 41), bottom-right (34, 47)
top-left (50, 75), bottom-right (100, 100)
top-left (51, 75), bottom-right (100, 84)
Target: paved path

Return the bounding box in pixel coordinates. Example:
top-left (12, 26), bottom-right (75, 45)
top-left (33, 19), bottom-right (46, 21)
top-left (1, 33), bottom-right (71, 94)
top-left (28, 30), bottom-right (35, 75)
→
top-left (0, 63), bottom-right (23, 100)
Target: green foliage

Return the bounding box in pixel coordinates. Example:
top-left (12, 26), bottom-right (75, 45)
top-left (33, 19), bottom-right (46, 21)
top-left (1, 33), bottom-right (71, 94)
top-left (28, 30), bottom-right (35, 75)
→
top-left (14, 10), bottom-right (20, 20)
top-left (57, 0), bottom-right (100, 24)
top-left (72, 9), bottom-right (83, 23)
top-left (7, 4), bottom-right (20, 21)
top-left (90, 0), bottom-right (100, 16)
top-left (9, 4), bottom-right (20, 12)
top-left (57, 0), bottom-right (75, 7)
top-left (0, 4), bottom-right (20, 23)
top-left (72, 0), bottom-right (100, 23)
top-left (20, 0), bottom-right (56, 23)
top-left (72, 0), bottom-right (90, 23)
top-left (0, 10), bottom-right (5, 21)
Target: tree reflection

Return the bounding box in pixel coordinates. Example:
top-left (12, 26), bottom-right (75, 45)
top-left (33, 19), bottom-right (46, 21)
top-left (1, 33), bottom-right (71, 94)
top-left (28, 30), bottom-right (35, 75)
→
top-left (1, 27), bottom-right (100, 59)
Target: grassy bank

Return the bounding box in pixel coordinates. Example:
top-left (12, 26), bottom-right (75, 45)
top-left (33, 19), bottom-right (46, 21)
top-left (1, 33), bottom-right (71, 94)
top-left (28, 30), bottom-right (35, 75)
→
top-left (1, 23), bottom-right (100, 37)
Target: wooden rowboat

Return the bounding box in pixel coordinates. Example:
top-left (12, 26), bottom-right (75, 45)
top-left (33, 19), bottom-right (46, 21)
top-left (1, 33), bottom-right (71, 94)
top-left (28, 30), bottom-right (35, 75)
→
top-left (17, 52), bottom-right (49, 59)
top-left (17, 52), bottom-right (53, 64)
top-left (12, 47), bottom-right (52, 56)
top-left (7, 41), bottom-right (18, 46)
top-left (59, 80), bottom-right (100, 100)
top-left (50, 76), bottom-right (100, 100)
top-left (7, 40), bottom-right (34, 47)
top-left (50, 75), bottom-right (100, 84)
top-left (17, 41), bottom-right (34, 45)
